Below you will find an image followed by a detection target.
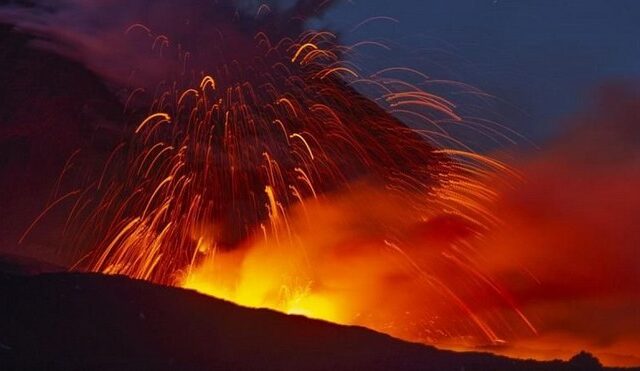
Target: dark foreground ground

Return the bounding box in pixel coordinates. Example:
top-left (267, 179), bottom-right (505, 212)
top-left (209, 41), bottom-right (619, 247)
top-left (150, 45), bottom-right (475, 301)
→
top-left (0, 261), bottom-right (634, 371)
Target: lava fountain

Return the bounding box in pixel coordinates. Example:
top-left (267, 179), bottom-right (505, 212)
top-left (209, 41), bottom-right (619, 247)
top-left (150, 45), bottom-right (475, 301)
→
top-left (6, 0), bottom-right (541, 357)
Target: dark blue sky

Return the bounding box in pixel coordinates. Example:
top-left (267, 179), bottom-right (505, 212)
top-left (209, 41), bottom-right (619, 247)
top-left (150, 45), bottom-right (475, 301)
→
top-left (308, 0), bottom-right (640, 144)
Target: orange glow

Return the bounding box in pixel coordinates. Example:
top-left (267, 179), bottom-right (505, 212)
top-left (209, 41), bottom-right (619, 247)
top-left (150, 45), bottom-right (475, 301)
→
top-left (181, 181), bottom-right (533, 348)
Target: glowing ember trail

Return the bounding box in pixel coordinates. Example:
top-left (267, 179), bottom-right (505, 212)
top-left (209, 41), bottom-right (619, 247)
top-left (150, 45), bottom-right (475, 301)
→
top-left (18, 1), bottom-right (538, 355)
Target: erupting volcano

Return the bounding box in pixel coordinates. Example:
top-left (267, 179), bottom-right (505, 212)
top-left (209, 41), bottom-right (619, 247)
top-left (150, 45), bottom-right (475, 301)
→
top-left (1, 0), bottom-right (639, 369)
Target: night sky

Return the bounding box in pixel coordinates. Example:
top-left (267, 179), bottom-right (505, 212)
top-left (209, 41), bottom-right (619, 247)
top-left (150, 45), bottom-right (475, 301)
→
top-left (310, 0), bottom-right (640, 143)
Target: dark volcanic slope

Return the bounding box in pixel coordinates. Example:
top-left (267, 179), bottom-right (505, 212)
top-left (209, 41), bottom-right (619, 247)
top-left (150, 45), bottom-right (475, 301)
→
top-left (0, 271), bottom-right (621, 371)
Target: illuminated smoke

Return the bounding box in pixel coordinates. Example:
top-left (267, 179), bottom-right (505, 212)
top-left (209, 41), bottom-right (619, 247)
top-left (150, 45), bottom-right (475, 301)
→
top-left (475, 85), bottom-right (640, 366)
